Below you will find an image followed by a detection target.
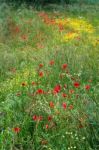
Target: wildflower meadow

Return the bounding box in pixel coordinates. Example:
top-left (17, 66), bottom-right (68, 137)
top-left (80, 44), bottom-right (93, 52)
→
top-left (0, 1), bottom-right (99, 150)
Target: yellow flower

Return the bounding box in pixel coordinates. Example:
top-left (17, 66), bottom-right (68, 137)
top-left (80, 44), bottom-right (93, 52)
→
top-left (69, 18), bottom-right (94, 33)
top-left (55, 18), bottom-right (94, 33)
top-left (0, 68), bottom-right (36, 93)
top-left (63, 32), bottom-right (78, 41)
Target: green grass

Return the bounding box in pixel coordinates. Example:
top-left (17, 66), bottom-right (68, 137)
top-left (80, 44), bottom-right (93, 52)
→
top-left (0, 3), bottom-right (99, 150)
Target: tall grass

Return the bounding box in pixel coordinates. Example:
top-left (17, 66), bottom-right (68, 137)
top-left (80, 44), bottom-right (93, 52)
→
top-left (0, 3), bottom-right (99, 150)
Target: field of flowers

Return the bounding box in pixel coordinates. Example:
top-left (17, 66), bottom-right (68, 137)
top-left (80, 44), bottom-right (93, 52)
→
top-left (0, 3), bottom-right (99, 150)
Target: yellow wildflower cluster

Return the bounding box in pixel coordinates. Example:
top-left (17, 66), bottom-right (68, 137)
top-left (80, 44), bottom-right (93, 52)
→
top-left (88, 36), bottom-right (99, 46)
top-left (63, 32), bottom-right (78, 41)
top-left (69, 18), bottom-right (94, 33)
top-left (0, 68), bottom-right (36, 93)
top-left (55, 18), bottom-right (94, 42)
top-left (55, 18), bottom-right (94, 33)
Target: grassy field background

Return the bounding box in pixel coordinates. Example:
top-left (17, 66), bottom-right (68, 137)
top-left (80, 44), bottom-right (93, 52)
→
top-left (0, 2), bottom-right (99, 150)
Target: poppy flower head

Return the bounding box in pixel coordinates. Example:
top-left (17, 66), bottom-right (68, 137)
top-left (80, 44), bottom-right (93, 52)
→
top-left (32, 115), bottom-right (38, 121)
top-left (13, 127), bottom-right (20, 133)
top-left (32, 81), bottom-right (36, 85)
top-left (49, 101), bottom-right (54, 108)
top-left (36, 89), bottom-right (44, 94)
top-left (62, 93), bottom-right (67, 98)
top-left (32, 115), bottom-right (43, 121)
top-left (62, 102), bottom-right (67, 109)
top-left (53, 85), bottom-right (61, 94)
top-left (39, 63), bottom-right (43, 68)
top-left (74, 82), bottom-right (80, 88)
top-left (48, 116), bottom-right (52, 121)
top-left (45, 124), bottom-right (49, 129)
top-left (49, 60), bottom-right (55, 66)
top-left (62, 64), bottom-right (68, 70)
top-left (39, 71), bottom-right (44, 77)
top-left (85, 85), bottom-right (90, 90)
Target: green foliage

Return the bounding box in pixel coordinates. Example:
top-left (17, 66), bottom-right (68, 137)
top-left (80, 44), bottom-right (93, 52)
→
top-left (1, 0), bottom-right (99, 7)
top-left (0, 3), bottom-right (99, 150)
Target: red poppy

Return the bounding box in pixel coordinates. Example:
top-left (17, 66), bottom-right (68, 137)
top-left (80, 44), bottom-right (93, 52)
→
top-left (62, 93), bottom-right (67, 98)
top-left (15, 26), bottom-right (20, 33)
top-left (53, 85), bottom-right (61, 94)
top-left (32, 115), bottom-right (43, 121)
top-left (48, 116), bottom-right (52, 121)
top-left (69, 105), bottom-right (73, 110)
top-left (49, 60), bottom-right (55, 66)
top-left (62, 64), bottom-right (68, 70)
top-left (36, 89), bottom-right (44, 94)
top-left (85, 85), bottom-right (90, 90)
top-left (45, 124), bottom-right (49, 129)
top-left (39, 71), bottom-right (44, 77)
top-left (32, 81), bottom-right (36, 85)
top-left (74, 82), bottom-right (80, 88)
top-left (13, 127), bottom-right (20, 133)
top-left (49, 101), bottom-right (54, 108)
top-left (39, 63), bottom-right (43, 68)
top-left (62, 102), bottom-right (67, 109)
top-left (32, 115), bottom-right (38, 121)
